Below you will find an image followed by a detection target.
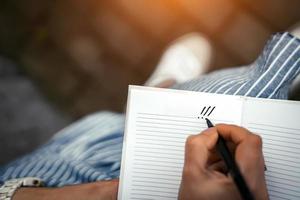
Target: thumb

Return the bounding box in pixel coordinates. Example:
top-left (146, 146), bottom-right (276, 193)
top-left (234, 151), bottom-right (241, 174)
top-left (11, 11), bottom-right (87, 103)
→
top-left (184, 128), bottom-right (218, 170)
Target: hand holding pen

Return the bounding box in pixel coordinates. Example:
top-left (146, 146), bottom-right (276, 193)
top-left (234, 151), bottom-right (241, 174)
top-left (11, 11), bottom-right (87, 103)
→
top-left (178, 123), bottom-right (269, 200)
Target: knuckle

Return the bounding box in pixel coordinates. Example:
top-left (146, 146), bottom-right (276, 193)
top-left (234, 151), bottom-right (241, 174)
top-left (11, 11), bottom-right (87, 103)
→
top-left (185, 135), bottom-right (204, 148)
top-left (182, 166), bottom-right (197, 180)
top-left (231, 124), bottom-right (250, 133)
top-left (186, 135), bottom-right (197, 146)
top-left (249, 134), bottom-right (263, 148)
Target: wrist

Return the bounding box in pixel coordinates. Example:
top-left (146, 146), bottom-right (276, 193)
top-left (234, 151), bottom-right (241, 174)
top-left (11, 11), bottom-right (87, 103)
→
top-left (12, 188), bottom-right (56, 200)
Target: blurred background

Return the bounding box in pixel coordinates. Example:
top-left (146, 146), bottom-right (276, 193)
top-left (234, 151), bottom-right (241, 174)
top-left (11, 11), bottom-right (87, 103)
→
top-left (1, 0), bottom-right (300, 164)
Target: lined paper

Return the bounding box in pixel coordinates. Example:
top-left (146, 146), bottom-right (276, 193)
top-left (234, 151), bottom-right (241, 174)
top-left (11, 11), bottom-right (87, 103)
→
top-left (118, 86), bottom-right (300, 200)
top-left (132, 113), bottom-right (202, 199)
top-left (243, 99), bottom-right (300, 200)
top-left (118, 86), bottom-right (242, 199)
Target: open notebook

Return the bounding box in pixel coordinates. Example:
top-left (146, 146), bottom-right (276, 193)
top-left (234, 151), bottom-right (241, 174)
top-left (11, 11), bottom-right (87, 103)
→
top-left (118, 86), bottom-right (300, 200)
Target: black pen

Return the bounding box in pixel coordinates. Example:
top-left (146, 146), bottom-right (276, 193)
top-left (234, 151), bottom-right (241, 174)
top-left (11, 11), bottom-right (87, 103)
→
top-left (205, 118), bottom-right (254, 200)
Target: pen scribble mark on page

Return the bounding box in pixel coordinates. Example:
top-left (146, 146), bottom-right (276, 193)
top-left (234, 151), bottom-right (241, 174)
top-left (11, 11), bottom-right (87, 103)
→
top-left (198, 106), bottom-right (216, 119)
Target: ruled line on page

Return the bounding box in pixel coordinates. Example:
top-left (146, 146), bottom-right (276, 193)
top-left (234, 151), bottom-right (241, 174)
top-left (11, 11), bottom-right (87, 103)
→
top-left (133, 167), bottom-right (182, 174)
top-left (133, 162), bottom-right (182, 170)
top-left (137, 112), bottom-right (196, 119)
top-left (134, 150), bottom-right (184, 158)
top-left (134, 148), bottom-right (184, 159)
top-left (261, 150), bottom-right (300, 160)
top-left (132, 183), bottom-right (178, 191)
top-left (134, 153), bottom-right (184, 162)
top-left (131, 188), bottom-right (176, 195)
top-left (136, 129), bottom-right (193, 136)
top-left (266, 174), bottom-right (300, 185)
top-left (130, 192), bottom-right (176, 199)
top-left (133, 149), bottom-right (184, 157)
top-left (132, 175), bottom-right (181, 182)
top-left (263, 141), bottom-right (300, 151)
top-left (135, 136), bottom-right (186, 145)
top-left (137, 116), bottom-right (202, 124)
top-left (133, 170), bottom-right (180, 179)
top-left (267, 185), bottom-right (300, 197)
top-left (136, 131), bottom-right (188, 140)
top-left (134, 145), bottom-right (183, 152)
top-left (248, 122), bottom-right (300, 132)
top-left (134, 141), bottom-right (184, 148)
top-left (266, 169), bottom-right (300, 180)
top-left (265, 177), bottom-right (300, 189)
top-left (265, 160), bottom-right (295, 169)
top-left (263, 145), bottom-right (300, 155)
top-left (136, 124), bottom-right (200, 133)
top-left (248, 127), bottom-right (300, 140)
top-left (261, 137), bottom-right (300, 146)
top-left (133, 158), bottom-right (183, 166)
top-left (250, 130), bottom-right (300, 142)
top-left (136, 115), bottom-right (206, 124)
top-left (130, 197), bottom-right (154, 200)
top-left (267, 184), bottom-right (300, 196)
top-left (137, 112), bottom-right (233, 123)
top-left (133, 157), bottom-right (183, 165)
top-left (268, 194), bottom-right (290, 200)
top-left (137, 120), bottom-right (203, 129)
top-left (267, 166), bottom-right (300, 176)
top-left (267, 189), bottom-right (300, 199)
top-left (134, 158), bottom-right (183, 166)
top-left (264, 155), bottom-right (300, 166)
top-left (132, 179), bottom-right (180, 187)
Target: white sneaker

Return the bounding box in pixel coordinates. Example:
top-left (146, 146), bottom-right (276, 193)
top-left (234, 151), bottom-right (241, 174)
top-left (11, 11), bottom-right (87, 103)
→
top-left (145, 33), bottom-right (213, 87)
top-left (289, 22), bottom-right (300, 39)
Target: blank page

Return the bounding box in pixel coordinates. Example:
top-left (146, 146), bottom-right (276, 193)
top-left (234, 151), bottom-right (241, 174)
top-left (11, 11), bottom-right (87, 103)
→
top-left (242, 99), bottom-right (300, 200)
top-left (118, 86), bottom-right (243, 200)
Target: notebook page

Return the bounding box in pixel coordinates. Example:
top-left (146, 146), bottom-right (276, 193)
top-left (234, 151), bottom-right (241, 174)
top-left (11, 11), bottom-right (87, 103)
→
top-left (242, 98), bottom-right (300, 200)
top-left (118, 86), bottom-right (243, 200)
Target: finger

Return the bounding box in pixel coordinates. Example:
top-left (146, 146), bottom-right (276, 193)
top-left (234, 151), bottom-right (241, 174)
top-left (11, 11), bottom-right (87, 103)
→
top-left (215, 124), bottom-right (251, 145)
top-left (184, 128), bottom-right (218, 170)
top-left (216, 124), bottom-right (266, 194)
top-left (215, 124), bottom-right (264, 168)
top-left (235, 133), bottom-right (264, 170)
top-left (207, 148), bottom-right (222, 165)
top-left (226, 141), bottom-right (237, 155)
top-left (216, 124), bottom-right (264, 167)
top-left (206, 141), bottom-right (235, 166)
top-left (208, 160), bottom-right (228, 175)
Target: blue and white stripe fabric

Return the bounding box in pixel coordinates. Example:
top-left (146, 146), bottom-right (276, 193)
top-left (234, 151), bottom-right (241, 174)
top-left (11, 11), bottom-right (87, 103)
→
top-left (172, 32), bottom-right (300, 99)
top-left (0, 32), bottom-right (299, 187)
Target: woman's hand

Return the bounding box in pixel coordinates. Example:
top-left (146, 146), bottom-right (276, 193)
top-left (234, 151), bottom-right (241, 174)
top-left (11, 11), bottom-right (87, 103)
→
top-left (13, 179), bottom-right (119, 200)
top-left (178, 124), bottom-right (269, 200)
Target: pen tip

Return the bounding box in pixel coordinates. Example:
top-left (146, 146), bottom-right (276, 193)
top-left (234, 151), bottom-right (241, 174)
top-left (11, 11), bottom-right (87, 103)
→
top-left (205, 118), bottom-right (214, 127)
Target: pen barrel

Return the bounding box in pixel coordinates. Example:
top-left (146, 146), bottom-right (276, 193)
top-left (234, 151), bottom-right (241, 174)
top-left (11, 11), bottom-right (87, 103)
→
top-left (217, 137), bottom-right (254, 200)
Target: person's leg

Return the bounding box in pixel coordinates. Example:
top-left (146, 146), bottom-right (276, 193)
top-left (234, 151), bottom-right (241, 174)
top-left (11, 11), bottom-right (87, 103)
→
top-left (174, 32), bottom-right (300, 100)
top-left (0, 112), bottom-right (125, 186)
top-left (147, 31), bottom-right (300, 100)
